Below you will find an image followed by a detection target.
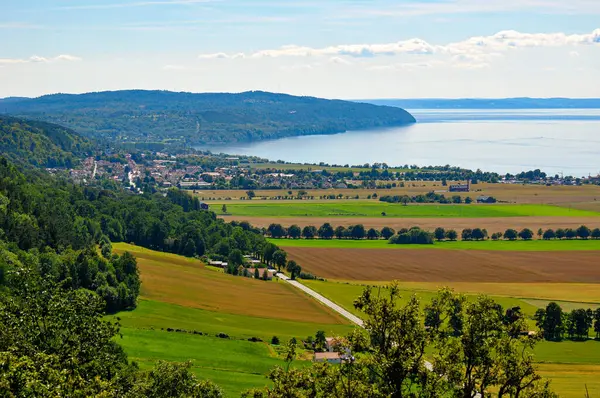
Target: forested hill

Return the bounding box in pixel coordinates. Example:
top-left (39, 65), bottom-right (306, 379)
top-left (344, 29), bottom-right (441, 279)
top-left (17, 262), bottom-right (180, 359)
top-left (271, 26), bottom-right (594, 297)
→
top-left (0, 116), bottom-right (94, 168)
top-left (0, 90), bottom-right (416, 146)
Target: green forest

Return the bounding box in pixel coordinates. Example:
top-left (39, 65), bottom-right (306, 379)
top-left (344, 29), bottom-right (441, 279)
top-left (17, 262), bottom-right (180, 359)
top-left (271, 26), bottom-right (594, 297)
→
top-left (1, 90), bottom-right (416, 146)
top-left (0, 116), bottom-right (94, 168)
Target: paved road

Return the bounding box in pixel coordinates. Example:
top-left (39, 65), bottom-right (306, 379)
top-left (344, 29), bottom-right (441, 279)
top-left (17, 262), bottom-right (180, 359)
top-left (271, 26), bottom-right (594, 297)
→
top-left (277, 273), bottom-right (364, 326)
top-left (277, 273), bottom-right (439, 374)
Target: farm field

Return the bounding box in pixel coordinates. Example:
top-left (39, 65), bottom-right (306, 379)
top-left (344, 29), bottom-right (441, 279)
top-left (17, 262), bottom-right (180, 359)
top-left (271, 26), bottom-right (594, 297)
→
top-left (213, 202), bottom-right (600, 218)
top-left (299, 280), bottom-right (600, 398)
top-left (119, 327), bottom-right (288, 397)
top-left (191, 181), bottom-right (600, 207)
top-left (285, 246), bottom-right (600, 283)
top-left (113, 243), bottom-right (348, 324)
top-left (112, 243), bottom-right (355, 396)
top-left (269, 237), bottom-right (600, 251)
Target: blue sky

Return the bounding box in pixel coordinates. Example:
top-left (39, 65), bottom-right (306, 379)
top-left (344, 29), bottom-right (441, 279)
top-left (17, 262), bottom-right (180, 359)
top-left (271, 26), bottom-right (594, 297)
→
top-left (1, 0), bottom-right (599, 98)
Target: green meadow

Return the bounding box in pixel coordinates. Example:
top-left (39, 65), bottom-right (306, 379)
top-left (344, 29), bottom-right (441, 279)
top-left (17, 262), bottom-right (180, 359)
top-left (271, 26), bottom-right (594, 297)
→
top-left (117, 299), bottom-right (355, 342)
top-left (119, 328), bottom-right (287, 397)
top-left (218, 202), bottom-right (600, 218)
top-left (268, 237), bottom-right (600, 251)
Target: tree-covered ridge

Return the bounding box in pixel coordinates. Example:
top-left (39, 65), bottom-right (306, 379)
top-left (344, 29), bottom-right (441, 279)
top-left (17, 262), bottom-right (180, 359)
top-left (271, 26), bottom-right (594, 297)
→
top-left (1, 90), bottom-right (416, 145)
top-left (0, 116), bottom-right (93, 168)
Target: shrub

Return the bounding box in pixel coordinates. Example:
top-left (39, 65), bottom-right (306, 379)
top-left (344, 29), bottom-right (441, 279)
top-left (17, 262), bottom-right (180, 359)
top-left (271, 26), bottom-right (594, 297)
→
top-left (271, 336), bottom-right (280, 345)
top-left (216, 333), bottom-right (229, 339)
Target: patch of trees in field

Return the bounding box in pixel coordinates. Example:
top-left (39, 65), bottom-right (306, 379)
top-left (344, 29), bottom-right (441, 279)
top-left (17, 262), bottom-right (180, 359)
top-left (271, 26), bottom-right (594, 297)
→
top-left (379, 192), bottom-right (482, 205)
top-left (434, 225), bottom-right (600, 241)
top-left (534, 302), bottom-right (600, 341)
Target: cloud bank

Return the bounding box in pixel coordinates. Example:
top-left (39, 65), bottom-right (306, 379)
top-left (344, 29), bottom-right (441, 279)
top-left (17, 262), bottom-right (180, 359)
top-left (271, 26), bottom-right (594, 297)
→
top-left (198, 28), bottom-right (600, 64)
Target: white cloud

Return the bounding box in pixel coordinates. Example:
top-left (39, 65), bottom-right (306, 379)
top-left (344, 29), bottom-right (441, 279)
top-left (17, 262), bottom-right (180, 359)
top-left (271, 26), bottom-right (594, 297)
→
top-left (0, 55), bottom-right (82, 65)
top-left (569, 51), bottom-right (580, 57)
top-left (198, 28), bottom-right (600, 70)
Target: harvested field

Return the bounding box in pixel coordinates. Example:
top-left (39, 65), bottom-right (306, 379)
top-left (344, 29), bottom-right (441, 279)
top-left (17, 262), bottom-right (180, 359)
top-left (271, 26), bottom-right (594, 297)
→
top-left (113, 243), bottom-right (348, 325)
top-left (226, 215), bottom-right (600, 233)
top-left (192, 182), bottom-right (600, 206)
top-left (285, 247), bottom-right (600, 283)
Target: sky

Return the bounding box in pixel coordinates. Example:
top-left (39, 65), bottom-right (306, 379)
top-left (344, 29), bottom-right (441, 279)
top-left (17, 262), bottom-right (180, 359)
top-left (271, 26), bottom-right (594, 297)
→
top-left (1, 0), bottom-right (599, 99)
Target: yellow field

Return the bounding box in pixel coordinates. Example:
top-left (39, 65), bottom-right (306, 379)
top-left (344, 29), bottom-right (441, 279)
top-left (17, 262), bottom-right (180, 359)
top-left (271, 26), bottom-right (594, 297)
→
top-left (190, 182), bottom-right (600, 208)
top-left (352, 282), bottom-right (600, 304)
top-left (113, 243), bottom-right (348, 324)
top-left (538, 364), bottom-right (600, 398)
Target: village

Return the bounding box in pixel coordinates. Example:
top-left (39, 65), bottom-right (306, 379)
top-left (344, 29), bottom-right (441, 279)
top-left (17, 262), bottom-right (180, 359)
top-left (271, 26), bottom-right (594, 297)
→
top-left (58, 150), bottom-right (599, 197)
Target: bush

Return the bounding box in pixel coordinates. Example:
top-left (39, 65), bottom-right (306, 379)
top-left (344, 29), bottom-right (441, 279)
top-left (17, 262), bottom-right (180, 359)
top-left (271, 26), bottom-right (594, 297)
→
top-left (216, 333), bottom-right (229, 339)
top-left (389, 228), bottom-right (433, 245)
top-left (271, 336), bottom-right (280, 345)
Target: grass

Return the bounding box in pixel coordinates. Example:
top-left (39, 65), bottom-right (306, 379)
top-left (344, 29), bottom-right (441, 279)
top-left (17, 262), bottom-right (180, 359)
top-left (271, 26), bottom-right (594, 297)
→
top-left (111, 243), bottom-right (355, 396)
top-left (269, 237), bottom-right (600, 251)
top-left (299, 280), bottom-right (542, 320)
top-left (113, 242), bottom-right (348, 325)
top-left (117, 299), bottom-right (355, 342)
top-left (119, 327), bottom-right (287, 397)
top-left (216, 202), bottom-right (600, 218)
top-left (537, 364), bottom-right (600, 398)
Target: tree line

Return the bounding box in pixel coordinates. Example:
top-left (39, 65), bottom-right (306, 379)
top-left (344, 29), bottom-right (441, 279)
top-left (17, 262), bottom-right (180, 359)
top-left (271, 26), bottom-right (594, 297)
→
top-left (265, 222), bottom-right (600, 244)
top-left (534, 302), bottom-right (600, 341)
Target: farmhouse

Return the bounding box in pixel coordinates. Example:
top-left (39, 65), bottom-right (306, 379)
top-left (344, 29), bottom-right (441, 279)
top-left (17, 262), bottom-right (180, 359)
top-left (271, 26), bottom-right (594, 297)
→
top-left (313, 352), bottom-right (342, 364)
top-left (449, 181), bottom-right (470, 192)
top-left (247, 268), bottom-right (275, 280)
top-left (325, 337), bottom-right (340, 352)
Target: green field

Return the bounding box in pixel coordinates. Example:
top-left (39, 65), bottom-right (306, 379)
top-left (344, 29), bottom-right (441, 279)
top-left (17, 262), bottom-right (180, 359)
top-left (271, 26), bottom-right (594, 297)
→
top-left (218, 202), bottom-right (600, 218)
top-left (119, 328), bottom-right (288, 397)
top-left (112, 244), bottom-right (356, 396)
top-left (268, 237), bottom-right (600, 251)
top-left (118, 299), bottom-right (355, 342)
top-left (299, 280), bottom-right (542, 321)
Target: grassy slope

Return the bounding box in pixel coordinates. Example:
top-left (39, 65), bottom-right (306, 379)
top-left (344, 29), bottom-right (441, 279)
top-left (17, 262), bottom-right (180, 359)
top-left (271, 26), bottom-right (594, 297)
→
top-left (120, 328), bottom-right (287, 398)
top-left (118, 299), bottom-right (354, 341)
top-left (269, 237), bottom-right (600, 251)
top-left (112, 243), bottom-right (355, 396)
top-left (219, 202), bottom-right (600, 218)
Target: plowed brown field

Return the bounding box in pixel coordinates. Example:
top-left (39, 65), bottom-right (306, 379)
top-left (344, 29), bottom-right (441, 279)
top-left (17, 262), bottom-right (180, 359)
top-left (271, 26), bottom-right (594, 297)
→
top-left (285, 247), bottom-right (600, 283)
top-left (222, 215), bottom-right (600, 233)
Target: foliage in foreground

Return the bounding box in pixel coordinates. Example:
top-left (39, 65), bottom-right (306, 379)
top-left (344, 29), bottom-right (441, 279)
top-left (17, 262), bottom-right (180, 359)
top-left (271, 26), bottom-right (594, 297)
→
top-left (0, 265), bottom-right (222, 398)
top-left (245, 284), bottom-right (557, 398)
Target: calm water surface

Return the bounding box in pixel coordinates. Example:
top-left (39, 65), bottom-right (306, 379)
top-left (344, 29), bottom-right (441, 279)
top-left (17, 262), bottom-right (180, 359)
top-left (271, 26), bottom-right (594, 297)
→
top-left (200, 109), bottom-right (600, 176)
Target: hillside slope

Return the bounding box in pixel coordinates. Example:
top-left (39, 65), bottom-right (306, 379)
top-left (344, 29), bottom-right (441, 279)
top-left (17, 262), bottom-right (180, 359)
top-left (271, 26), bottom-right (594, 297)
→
top-left (0, 116), bottom-right (93, 168)
top-left (1, 90), bottom-right (416, 145)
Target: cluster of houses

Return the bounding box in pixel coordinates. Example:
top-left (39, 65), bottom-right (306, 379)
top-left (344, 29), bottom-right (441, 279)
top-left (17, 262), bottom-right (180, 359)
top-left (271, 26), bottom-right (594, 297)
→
top-left (207, 256), bottom-right (276, 280)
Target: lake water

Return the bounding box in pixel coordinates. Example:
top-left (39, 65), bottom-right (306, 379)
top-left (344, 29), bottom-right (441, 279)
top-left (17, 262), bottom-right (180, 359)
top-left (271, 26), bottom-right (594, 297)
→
top-left (199, 109), bottom-right (600, 176)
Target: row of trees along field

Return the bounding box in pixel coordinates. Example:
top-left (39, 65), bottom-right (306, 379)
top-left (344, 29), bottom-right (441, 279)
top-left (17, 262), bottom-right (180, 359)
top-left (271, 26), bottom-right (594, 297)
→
top-left (534, 302), bottom-right (600, 341)
top-left (434, 226), bottom-right (600, 241)
top-left (266, 223), bottom-right (600, 243)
